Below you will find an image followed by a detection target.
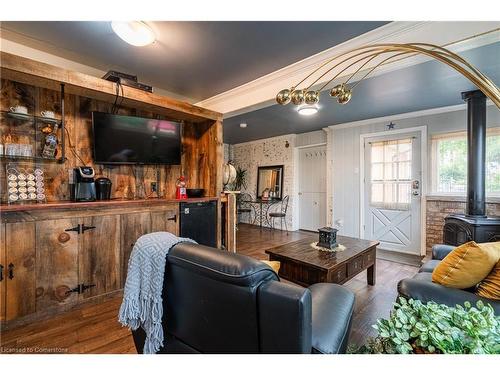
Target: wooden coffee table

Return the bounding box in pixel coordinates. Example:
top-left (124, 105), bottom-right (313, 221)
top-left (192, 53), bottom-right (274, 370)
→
top-left (265, 235), bottom-right (379, 287)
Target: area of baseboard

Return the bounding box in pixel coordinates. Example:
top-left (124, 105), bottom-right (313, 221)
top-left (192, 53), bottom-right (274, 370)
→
top-left (376, 249), bottom-right (423, 267)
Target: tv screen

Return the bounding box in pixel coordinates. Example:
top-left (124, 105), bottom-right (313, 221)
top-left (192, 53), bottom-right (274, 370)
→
top-left (92, 112), bottom-right (181, 165)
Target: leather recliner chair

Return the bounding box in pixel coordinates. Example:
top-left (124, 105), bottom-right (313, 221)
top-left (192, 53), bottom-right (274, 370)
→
top-left (132, 242), bottom-right (355, 354)
top-left (398, 244), bottom-right (500, 314)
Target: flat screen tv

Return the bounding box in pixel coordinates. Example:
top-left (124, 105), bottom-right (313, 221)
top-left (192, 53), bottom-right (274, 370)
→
top-left (92, 112), bottom-right (181, 165)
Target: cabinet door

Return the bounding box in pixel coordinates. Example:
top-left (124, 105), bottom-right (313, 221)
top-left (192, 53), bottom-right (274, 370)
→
top-left (5, 222), bottom-right (36, 320)
top-left (120, 212), bottom-right (151, 287)
top-left (151, 205), bottom-right (179, 235)
top-left (79, 215), bottom-right (121, 299)
top-left (35, 218), bottom-right (80, 311)
top-left (0, 224), bottom-right (6, 321)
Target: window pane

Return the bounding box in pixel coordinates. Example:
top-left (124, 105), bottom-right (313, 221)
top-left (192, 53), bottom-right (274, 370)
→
top-left (486, 134), bottom-right (500, 194)
top-left (372, 163), bottom-right (384, 181)
top-left (384, 183), bottom-right (396, 204)
top-left (398, 183), bottom-right (411, 204)
top-left (371, 183), bottom-right (383, 203)
top-left (398, 161), bottom-right (411, 180)
top-left (371, 145), bottom-right (384, 163)
top-left (437, 137), bottom-right (467, 193)
top-left (398, 142), bottom-right (411, 161)
top-left (384, 143), bottom-right (398, 162)
top-left (384, 162), bottom-right (395, 180)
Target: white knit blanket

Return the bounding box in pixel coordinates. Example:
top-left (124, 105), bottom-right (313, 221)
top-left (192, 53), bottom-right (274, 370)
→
top-left (118, 231), bottom-right (196, 354)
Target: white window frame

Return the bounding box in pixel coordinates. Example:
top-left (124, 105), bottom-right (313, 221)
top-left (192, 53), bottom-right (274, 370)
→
top-left (430, 128), bottom-right (500, 197)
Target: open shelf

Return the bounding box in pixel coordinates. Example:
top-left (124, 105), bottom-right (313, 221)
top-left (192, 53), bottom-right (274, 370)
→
top-left (1, 110), bottom-right (61, 125)
top-left (0, 155), bottom-right (64, 164)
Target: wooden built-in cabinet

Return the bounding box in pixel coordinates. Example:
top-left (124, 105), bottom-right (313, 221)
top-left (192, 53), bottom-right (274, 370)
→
top-left (0, 200), bottom-right (185, 324)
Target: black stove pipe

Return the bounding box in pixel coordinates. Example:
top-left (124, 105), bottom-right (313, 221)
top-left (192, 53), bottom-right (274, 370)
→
top-left (462, 90), bottom-right (487, 217)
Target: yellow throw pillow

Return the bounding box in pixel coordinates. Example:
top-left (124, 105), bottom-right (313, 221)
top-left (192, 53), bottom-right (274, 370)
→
top-left (432, 241), bottom-right (500, 289)
top-left (262, 260), bottom-right (281, 274)
top-left (476, 259), bottom-right (500, 300)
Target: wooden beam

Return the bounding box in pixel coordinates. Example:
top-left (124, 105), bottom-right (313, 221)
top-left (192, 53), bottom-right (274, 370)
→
top-left (0, 52), bottom-right (222, 123)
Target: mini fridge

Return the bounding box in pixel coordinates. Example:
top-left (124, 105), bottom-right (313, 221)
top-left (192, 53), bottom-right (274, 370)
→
top-left (180, 200), bottom-right (217, 247)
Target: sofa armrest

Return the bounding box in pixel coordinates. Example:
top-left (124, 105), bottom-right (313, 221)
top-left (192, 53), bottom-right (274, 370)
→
top-left (398, 277), bottom-right (500, 314)
top-left (432, 244), bottom-right (455, 260)
top-left (308, 283), bottom-right (355, 354)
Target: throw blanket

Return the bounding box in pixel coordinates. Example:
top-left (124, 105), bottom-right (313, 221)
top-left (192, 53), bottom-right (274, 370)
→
top-left (118, 231), bottom-right (196, 354)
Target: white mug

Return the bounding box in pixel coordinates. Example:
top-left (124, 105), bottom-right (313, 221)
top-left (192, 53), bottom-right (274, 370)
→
top-left (40, 110), bottom-right (55, 118)
top-left (10, 105), bottom-right (28, 114)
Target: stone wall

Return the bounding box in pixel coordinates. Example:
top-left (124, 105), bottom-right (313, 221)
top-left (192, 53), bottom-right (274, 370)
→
top-left (425, 197), bottom-right (500, 251)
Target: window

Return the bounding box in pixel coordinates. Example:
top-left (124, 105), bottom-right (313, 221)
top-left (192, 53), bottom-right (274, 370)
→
top-left (370, 138), bottom-right (412, 210)
top-left (431, 129), bottom-right (500, 195)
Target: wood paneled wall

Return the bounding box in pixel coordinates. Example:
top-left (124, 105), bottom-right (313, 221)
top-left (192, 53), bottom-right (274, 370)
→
top-left (0, 79), bottom-right (223, 202)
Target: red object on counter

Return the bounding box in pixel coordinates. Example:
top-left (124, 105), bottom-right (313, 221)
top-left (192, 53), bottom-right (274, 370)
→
top-left (176, 175), bottom-right (188, 200)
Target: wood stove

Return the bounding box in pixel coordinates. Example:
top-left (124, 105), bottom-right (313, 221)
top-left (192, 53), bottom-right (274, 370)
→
top-left (443, 90), bottom-right (500, 246)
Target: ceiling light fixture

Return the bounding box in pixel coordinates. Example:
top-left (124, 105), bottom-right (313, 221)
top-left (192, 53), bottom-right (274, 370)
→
top-left (298, 104), bottom-right (319, 116)
top-left (276, 43), bottom-right (499, 109)
top-left (239, 123), bottom-right (248, 128)
top-left (111, 21), bottom-right (156, 47)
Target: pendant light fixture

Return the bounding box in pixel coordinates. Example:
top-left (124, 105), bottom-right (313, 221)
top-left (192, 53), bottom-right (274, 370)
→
top-left (111, 21), bottom-right (156, 47)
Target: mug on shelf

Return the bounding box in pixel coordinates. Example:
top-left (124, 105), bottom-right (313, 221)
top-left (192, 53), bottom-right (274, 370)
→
top-left (40, 110), bottom-right (55, 119)
top-left (9, 105), bottom-right (28, 114)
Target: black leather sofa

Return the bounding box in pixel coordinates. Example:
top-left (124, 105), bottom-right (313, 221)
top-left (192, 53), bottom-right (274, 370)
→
top-left (398, 244), bottom-right (500, 314)
top-left (131, 242), bottom-right (355, 354)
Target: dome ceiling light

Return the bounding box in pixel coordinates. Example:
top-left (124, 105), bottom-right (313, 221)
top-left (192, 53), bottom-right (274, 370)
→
top-left (111, 21), bottom-right (156, 47)
top-left (297, 104), bottom-right (319, 116)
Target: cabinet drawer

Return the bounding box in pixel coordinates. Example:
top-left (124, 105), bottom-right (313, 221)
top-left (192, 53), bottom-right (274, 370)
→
top-left (347, 255), bottom-right (364, 277)
top-left (329, 263), bottom-right (347, 284)
top-left (363, 249), bottom-right (376, 267)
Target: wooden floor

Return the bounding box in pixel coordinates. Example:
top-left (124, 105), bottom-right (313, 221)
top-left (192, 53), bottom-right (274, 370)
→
top-left (0, 224), bottom-right (418, 353)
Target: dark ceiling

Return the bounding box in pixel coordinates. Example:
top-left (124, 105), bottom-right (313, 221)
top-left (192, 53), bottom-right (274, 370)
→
top-left (1, 21), bottom-right (388, 101)
top-left (224, 42), bottom-right (500, 144)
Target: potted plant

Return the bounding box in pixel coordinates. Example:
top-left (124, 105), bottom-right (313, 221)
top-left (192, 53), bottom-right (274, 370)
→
top-left (351, 298), bottom-right (500, 354)
top-left (232, 166), bottom-right (248, 192)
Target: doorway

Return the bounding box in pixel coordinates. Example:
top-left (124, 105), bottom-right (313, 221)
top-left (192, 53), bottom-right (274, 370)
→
top-left (298, 145), bottom-right (327, 231)
top-left (362, 131), bottom-right (423, 255)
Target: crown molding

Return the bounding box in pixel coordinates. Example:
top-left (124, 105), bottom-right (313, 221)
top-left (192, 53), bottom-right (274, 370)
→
top-left (327, 99), bottom-right (495, 131)
top-left (196, 21), bottom-right (500, 117)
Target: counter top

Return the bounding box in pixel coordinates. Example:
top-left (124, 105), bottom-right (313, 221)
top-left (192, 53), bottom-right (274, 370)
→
top-left (0, 197), bottom-right (219, 213)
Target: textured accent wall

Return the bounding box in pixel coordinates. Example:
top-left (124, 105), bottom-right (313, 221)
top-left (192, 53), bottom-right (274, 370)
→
top-left (425, 197), bottom-right (500, 251)
top-left (231, 134), bottom-right (297, 230)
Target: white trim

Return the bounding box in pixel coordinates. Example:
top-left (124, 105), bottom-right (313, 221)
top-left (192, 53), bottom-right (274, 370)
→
top-left (295, 142), bottom-right (326, 150)
top-left (196, 22), bottom-right (500, 116)
top-left (359, 126), bottom-right (428, 256)
top-left (328, 100), bottom-right (494, 131)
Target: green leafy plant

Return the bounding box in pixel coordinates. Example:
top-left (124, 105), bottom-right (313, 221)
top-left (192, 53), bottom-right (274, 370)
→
top-left (351, 298), bottom-right (500, 354)
top-left (232, 166), bottom-right (248, 191)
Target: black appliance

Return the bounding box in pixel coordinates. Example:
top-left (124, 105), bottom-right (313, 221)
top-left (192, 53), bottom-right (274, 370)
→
top-left (92, 112), bottom-right (181, 165)
top-left (102, 70), bottom-right (153, 93)
top-left (70, 167), bottom-right (96, 202)
top-left (180, 201), bottom-right (217, 247)
top-left (95, 177), bottom-right (112, 200)
top-left (443, 90), bottom-right (500, 246)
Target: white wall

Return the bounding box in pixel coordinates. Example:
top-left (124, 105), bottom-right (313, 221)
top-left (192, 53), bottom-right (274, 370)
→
top-left (230, 130), bottom-right (326, 230)
top-left (331, 105), bottom-right (500, 237)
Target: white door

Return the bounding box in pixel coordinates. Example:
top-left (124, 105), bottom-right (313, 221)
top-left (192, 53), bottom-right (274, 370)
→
top-left (363, 133), bottom-right (422, 254)
top-left (299, 145), bottom-right (327, 231)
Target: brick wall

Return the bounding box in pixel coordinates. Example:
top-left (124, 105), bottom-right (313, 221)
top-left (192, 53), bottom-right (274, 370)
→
top-left (425, 197), bottom-right (500, 252)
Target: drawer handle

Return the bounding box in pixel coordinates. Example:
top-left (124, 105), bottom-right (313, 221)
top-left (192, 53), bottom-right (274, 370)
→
top-left (8, 263), bottom-right (14, 280)
top-left (0, 264), bottom-right (3, 282)
top-left (167, 215), bottom-right (177, 222)
top-left (65, 225), bottom-right (81, 233)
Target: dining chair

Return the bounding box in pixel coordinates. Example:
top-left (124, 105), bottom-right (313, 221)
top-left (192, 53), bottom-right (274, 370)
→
top-left (268, 195), bottom-right (290, 233)
top-left (237, 193), bottom-right (255, 224)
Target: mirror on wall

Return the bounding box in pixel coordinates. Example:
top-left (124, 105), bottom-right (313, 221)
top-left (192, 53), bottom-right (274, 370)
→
top-left (256, 165), bottom-right (284, 199)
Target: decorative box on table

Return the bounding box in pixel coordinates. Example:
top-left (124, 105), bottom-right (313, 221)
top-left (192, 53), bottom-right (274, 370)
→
top-left (318, 227), bottom-right (338, 249)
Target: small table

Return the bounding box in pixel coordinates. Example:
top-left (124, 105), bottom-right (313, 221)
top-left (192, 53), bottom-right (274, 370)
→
top-left (242, 198), bottom-right (279, 227)
top-left (265, 235), bottom-right (379, 287)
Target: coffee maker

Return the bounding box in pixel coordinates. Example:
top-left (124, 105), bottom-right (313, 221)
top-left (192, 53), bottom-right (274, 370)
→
top-left (69, 166), bottom-right (96, 202)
